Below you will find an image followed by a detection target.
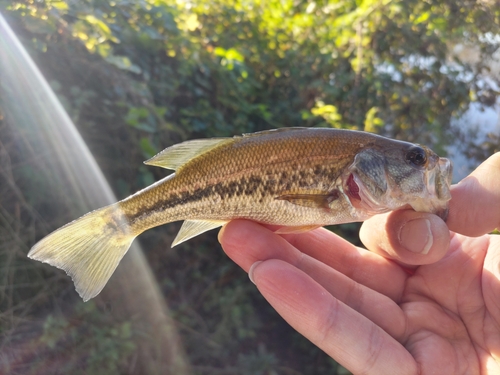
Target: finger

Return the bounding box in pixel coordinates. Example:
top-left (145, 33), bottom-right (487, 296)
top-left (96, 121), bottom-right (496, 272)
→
top-left (447, 152), bottom-right (500, 237)
top-left (280, 227), bottom-right (408, 301)
top-left (219, 219), bottom-right (302, 271)
top-left (359, 210), bottom-right (451, 266)
top-left (221, 220), bottom-right (409, 337)
top-left (220, 220), bottom-right (407, 301)
top-left (276, 253), bottom-right (408, 339)
top-left (250, 260), bottom-right (417, 375)
top-left (482, 235), bottom-right (500, 316)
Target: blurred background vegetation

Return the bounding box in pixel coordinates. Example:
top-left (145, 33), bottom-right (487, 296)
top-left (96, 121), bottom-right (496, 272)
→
top-left (0, 0), bottom-right (499, 374)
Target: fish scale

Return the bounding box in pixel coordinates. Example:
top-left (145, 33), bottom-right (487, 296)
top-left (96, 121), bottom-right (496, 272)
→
top-left (27, 128), bottom-right (452, 301)
top-left (119, 141), bottom-right (353, 230)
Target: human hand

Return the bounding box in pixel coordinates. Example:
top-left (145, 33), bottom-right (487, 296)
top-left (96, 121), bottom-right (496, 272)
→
top-left (218, 152), bottom-right (500, 375)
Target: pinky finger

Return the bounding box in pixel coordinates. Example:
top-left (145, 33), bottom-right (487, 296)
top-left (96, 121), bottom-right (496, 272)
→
top-left (250, 260), bottom-right (417, 375)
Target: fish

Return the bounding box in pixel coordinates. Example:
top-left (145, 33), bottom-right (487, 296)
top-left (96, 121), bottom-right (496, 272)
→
top-left (28, 128), bottom-right (453, 301)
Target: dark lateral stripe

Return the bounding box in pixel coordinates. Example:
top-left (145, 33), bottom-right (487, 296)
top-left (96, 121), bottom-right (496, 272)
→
top-left (126, 175), bottom-right (269, 223)
top-left (125, 164), bottom-right (339, 224)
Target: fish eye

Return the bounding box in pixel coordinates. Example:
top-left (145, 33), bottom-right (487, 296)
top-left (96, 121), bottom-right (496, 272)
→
top-left (406, 146), bottom-right (427, 167)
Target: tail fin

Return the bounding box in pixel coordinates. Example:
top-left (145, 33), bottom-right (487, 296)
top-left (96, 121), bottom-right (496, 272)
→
top-left (28, 204), bottom-right (135, 301)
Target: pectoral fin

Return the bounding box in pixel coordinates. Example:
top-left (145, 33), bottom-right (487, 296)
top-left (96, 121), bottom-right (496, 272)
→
top-left (276, 191), bottom-right (340, 209)
top-left (172, 219), bottom-right (227, 247)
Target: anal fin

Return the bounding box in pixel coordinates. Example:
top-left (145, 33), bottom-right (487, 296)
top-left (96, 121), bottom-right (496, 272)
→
top-left (172, 219), bottom-right (227, 247)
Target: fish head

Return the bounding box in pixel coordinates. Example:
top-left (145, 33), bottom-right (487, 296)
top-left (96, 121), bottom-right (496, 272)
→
top-left (343, 141), bottom-right (453, 220)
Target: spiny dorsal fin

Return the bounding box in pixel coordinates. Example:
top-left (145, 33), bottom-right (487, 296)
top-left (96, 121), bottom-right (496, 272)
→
top-left (144, 138), bottom-right (233, 170)
top-left (145, 129), bottom-right (313, 170)
top-left (242, 127), bottom-right (309, 137)
top-left (172, 219), bottom-right (227, 247)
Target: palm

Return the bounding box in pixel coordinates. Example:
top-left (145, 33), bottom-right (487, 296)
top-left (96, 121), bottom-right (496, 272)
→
top-left (399, 234), bottom-right (500, 373)
top-left (220, 221), bottom-right (500, 374)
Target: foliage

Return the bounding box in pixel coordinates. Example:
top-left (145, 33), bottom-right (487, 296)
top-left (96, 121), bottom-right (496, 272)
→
top-left (4, 0), bottom-right (500, 144)
top-left (0, 0), bottom-right (499, 374)
top-left (38, 302), bottom-right (136, 375)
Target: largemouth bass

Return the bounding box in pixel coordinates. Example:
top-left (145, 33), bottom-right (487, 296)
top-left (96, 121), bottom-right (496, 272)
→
top-left (28, 128), bottom-right (452, 301)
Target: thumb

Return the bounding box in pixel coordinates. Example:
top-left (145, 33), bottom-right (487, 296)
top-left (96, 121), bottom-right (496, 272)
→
top-left (360, 210), bottom-right (450, 266)
top-left (446, 152), bottom-right (500, 237)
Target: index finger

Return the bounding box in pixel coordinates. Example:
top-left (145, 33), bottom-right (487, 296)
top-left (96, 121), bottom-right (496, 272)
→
top-left (281, 228), bottom-right (408, 301)
top-left (250, 260), bottom-right (417, 375)
top-left (219, 220), bottom-right (408, 302)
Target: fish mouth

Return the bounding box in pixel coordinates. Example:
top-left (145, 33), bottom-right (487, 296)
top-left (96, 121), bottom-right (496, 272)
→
top-left (436, 157), bottom-right (453, 221)
top-left (416, 157), bottom-right (452, 220)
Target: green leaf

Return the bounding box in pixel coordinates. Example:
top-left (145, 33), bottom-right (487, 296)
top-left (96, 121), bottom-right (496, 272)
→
top-left (85, 15), bottom-right (112, 37)
top-left (50, 1), bottom-right (69, 11)
top-left (105, 55), bottom-right (142, 73)
top-left (311, 101), bottom-right (342, 125)
top-left (364, 107), bottom-right (384, 133)
top-left (139, 137), bottom-right (158, 159)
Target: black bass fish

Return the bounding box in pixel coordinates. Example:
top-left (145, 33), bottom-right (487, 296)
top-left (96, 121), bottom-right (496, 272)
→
top-left (28, 128), bottom-right (453, 301)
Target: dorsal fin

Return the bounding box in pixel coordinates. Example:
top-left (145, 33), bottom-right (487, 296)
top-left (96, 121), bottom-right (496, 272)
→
top-left (145, 128), bottom-right (314, 170)
top-left (242, 127), bottom-right (309, 137)
top-left (144, 138), bottom-right (233, 170)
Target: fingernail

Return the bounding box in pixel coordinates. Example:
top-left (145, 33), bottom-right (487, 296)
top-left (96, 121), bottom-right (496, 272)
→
top-left (400, 219), bottom-right (433, 254)
top-left (248, 261), bottom-right (262, 284)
